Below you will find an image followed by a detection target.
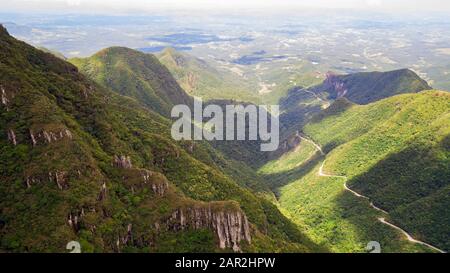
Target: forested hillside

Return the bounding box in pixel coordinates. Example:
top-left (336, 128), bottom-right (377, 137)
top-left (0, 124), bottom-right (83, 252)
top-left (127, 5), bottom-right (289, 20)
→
top-left (0, 25), bottom-right (322, 253)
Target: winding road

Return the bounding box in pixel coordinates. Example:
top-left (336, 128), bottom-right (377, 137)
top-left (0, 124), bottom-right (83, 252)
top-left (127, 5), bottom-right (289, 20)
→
top-left (300, 136), bottom-right (446, 253)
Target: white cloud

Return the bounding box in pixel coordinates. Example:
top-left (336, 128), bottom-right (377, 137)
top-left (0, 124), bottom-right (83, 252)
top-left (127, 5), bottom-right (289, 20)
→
top-left (366, 0), bottom-right (382, 7)
top-left (3, 0), bottom-right (450, 13)
top-left (66, 0), bottom-right (81, 6)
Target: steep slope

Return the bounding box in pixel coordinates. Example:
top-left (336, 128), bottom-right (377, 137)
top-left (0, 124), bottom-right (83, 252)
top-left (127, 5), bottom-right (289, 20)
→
top-left (157, 48), bottom-right (258, 103)
top-left (260, 91), bottom-right (448, 252)
top-left (313, 69), bottom-right (431, 104)
top-left (275, 69), bottom-right (431, 157)
top-left (0, 25), bottom-right (322, 253)
top-left (303, 91), bottom-right (450, 251)
top-left (70, 47), bottom-right (192, 117)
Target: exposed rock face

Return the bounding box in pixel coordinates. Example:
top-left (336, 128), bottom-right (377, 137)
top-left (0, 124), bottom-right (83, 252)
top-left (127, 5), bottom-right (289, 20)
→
top-left (113, 155), bottom-right (132, 169)
top-left (122, 223), bottom-right (133, 245)
top-left (115, 223), bottom-right (133, 252)
top-left (98, 182), bottom-right (107, 201)
top-left (67, 208), bottom-right (87, 232)
top-left (25, 169), bottom-right (85, 189)
top-left (325, 72), bottom-right (348, 98)
top-left (280, 131), bottom-right (302, 152)
top-left (25, 176), bottom-right (41, 188)
top-left (166, 205), bottom-right (251, 252)
top-left (141, 170), bottom-right (168, 196)
top-left (151, 180), bottom-right (169, 196)
top-left (48, 171), bottom-right (69, 190)
top-left (1, 86), bottom-right (10, 110)
top-left (7, 129), bottom-right (17, 146)
top-left (29, 128), bottom-right (73, 146)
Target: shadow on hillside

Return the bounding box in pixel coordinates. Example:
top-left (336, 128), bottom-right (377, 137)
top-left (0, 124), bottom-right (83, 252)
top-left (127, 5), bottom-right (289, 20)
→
top-left (261, 151), bottom-right (324, 194)
top-left (334, 136), bottom-right (450, 252)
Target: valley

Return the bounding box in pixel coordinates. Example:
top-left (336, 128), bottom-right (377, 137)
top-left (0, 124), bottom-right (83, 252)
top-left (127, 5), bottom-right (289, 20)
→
top-left (260, 91), bottom-right (449, 253)
top-left (0, 5), bottom-right (449, 254)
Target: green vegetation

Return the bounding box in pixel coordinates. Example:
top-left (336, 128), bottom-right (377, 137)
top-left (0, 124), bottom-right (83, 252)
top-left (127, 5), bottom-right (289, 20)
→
top-left (314, 69), bottom-right (431, 104)
top-left (70, 47), bottom-right (192, 117)
top-left (0, 25), bottom-right (322, 253)
top-left (261, 91), bottom-right (449, 252)
top-left (157, 48), bottom-right (259, 103)
top-left (304, 91), bottom-right (450, 251)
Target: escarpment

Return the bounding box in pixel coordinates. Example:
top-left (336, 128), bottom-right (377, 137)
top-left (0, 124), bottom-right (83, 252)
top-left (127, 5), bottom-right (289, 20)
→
top-left (24, 168), bottom-right (84, 189)
top-left (166, 203), bottom-right (252, 252)
top-left (29, 128), bottom-right (73, 146)
top-left (325, 72), bottom-right (348, 98)
top-left (0, 26), bottom-right (323, 253)
top-left (113, 155), bottom-right (133, 169)
top-left (117, 168), bottom-right (170, 196)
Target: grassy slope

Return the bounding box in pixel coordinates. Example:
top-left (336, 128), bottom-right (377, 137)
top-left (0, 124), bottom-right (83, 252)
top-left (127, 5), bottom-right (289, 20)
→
top-left (70, 47), bottom-right (192, 117)
top-left (157, 48), bottom-right (259, 103)
top-left (260, 91), bottom-right (449, 252)
top-left (260, 140), bottom-right (432, 252)
top-left (304, 91), bottom-right (450, 251)
top-left (0, 26), bottom-right (322, 253)
top-left (313, 69), bottom-right (431, 104)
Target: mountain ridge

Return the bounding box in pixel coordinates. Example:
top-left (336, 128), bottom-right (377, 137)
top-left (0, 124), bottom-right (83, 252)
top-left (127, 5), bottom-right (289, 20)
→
top-left (0, 25), bottom-right (323, 253)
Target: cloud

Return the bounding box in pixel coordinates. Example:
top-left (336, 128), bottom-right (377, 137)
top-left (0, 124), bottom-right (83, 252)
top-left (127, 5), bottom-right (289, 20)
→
top-left (3, 0), bottom-right (450, 13)
top-left (366, 0), bottom-right (382, 7)
top-left (66, 0), bottom-right (81, 6)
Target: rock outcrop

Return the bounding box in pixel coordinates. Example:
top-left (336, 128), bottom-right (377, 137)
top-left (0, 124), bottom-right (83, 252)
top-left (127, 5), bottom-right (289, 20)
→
top-left (48, 171), bottom-right (69, 190)
top-left (1, 86), bottom-right (10, 110)
top-left (98, 182), bottom-right (107, 201)
top-left (325, 72), bottom-right (348, 98)
top-left (67, 209), bottom-right (85, 232)
top-left (113, 155), bottom-right (132, 169)
top-left (29, 128), bottom-right (73, 146)
top-left (7, 129), bottom-right (17, 146)
top-left (166, 204), bottom-right (251, 252)
top-left (25, 176), bottom-right (41, 188)
top-left (141, 170), bottom-right (169, 196)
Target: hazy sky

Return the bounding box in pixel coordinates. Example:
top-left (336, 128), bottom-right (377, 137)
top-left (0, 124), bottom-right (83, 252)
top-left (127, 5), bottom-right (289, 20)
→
top-left (2, 0), bottom-right (450, 13)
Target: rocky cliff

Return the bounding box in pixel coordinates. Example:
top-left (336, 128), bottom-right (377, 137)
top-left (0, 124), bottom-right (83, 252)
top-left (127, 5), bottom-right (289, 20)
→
top-left (166, 203), bottom-right (251, 252)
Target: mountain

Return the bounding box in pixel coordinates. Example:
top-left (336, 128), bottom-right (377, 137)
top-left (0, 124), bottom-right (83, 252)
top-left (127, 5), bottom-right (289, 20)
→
top-left (313, 69), bottom-right (432, 104)
top-left (70, 47), bottom-right (193, 117)
top-left (275, 69), bottom-right (432, 157)
top-left (157, 48), bottom-right (259, 103)
top-left (36, 47), bottom-right (67, 60)
top-left (0, 25), bottom-right (322, 253)
top-left (260, 90), bottom-right (449, 252)
top-left (303, 91), bottom-right (450, 251)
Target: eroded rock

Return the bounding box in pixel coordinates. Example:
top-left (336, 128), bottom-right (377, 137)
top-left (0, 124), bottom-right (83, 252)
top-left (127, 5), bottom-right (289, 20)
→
top-left (139, 170), bottom-right (168, 196)
top-left (325, 72), bottom-right (348, 98)
top-left (67, 208), bottom-right (88, 232)
top-left (48, 171), bottom-right (69, 190)
top-left (7, 129), bottom-right (17, 146)
top-left (113, 155), bottom-right (132, 169)
top-left (166, 204), bottom-right (251, 252)
top-left (1, 86), bottom-right (9, 110)
top-left (98, 182), bottom-right (107, 201)
top-left (29, 128), bottom-right (73, 146)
